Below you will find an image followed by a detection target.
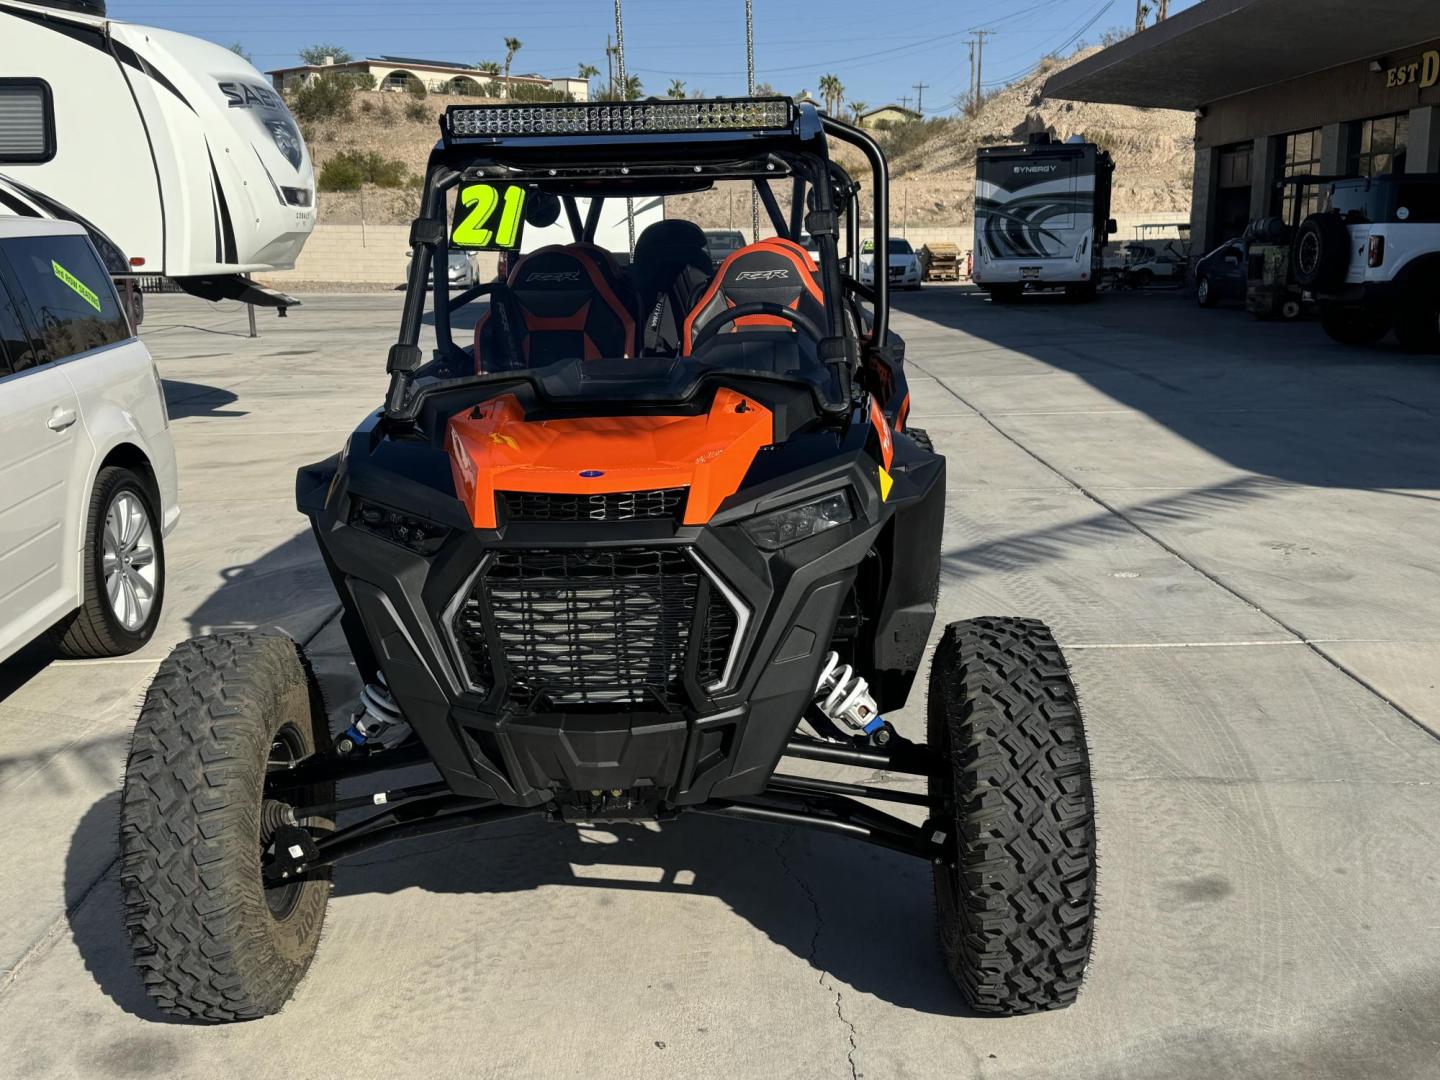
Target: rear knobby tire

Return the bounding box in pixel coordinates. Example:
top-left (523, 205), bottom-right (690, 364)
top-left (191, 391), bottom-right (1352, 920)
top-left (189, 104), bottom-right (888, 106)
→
top-left (119, 633), bottom-right (334, 1022)
top-left (927, 617), bottom-right (1097, 1015)
top-left (904, 426), bottom-right (935, 453)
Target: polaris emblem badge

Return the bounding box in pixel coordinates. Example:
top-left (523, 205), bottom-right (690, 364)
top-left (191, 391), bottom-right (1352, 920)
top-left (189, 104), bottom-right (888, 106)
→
top-left (526, 271), bottom-right (581, 283)
top-left (580, 470), bottom-right (605, 478)
top-left (735, 269), bottom-right (792, 281)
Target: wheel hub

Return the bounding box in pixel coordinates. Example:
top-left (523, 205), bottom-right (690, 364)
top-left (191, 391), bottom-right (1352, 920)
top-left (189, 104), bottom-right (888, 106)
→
top-left (102, 491), bottom-right (157, 631)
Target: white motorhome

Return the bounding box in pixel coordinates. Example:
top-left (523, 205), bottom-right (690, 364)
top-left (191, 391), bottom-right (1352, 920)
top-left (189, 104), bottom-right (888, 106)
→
top-left (0, 0), bottom-right (315, 309)
top-left (972, 133), bottom-right (1115, 302)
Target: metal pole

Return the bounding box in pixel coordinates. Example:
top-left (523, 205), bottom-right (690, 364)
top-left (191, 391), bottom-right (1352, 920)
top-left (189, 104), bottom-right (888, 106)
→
top-left (614, 0), bottom-right (635, 255)
top-left (246, 273), bottom-right (258, 338)
top-left (746, 0), bottom-right (760, 242)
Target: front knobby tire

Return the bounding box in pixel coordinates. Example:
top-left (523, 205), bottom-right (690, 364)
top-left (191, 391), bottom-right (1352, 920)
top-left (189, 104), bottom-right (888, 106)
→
top-left (119, 633), bottom-right (335, 1022)
top-left (927, 617), bottom-right (1097, 1015)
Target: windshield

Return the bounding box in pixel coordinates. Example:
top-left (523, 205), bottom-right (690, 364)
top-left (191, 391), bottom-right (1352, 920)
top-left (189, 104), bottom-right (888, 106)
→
top-left (388, 156), bottom-right (871, 422)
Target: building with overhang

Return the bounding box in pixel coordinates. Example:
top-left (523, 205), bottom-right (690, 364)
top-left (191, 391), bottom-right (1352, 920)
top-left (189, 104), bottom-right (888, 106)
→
top-left (1045, 0), bottom-right (1440, 257)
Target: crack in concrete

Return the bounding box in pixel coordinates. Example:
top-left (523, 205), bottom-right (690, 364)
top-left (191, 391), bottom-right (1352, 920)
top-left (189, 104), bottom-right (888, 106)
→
top-left (910, 356), bottom-right (1440, 748)
top-left (772, 828), bottom-right (861, 1080)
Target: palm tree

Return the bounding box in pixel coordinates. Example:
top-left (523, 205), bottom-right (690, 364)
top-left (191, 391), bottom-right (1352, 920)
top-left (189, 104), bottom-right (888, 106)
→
top-left (849, 100), bottom-right (868, 123)
top-left (667, 79), bottom-right (686, 99)
top-left (502, 37), bottom-right (523, 98)
top-left (818, 73), bottom-right (845, 116)
top-left (477, 60), bottom-right (501, 76)
top-left (621, 74), bottom-right (643, 101)
top-left (578, 61), bottom-right (600, 96)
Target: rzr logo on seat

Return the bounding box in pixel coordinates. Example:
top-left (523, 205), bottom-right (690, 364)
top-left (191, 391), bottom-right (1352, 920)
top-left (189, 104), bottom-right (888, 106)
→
top-left (524, 270), bottom-right (581, 283)
top-left (735, 269), bottom-right (792, 281)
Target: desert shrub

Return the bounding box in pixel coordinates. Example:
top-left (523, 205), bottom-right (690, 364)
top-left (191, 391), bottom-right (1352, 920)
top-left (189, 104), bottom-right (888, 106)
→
top-left (406, 76), bottom-right (428, 100)
top-left (319, 150), bottom-right (408, 191)
top-left (873, 117), bottom-right (951, 161)
top-left (318, 156), bottom-right (363, 192)
top-left (506, 83), bottom-right (571, 103)
top-left (405, 100), bottom-right (431, 123)
top-left (349, 72), bottom-right (377, 91)
top-left (358, 99), bottom-right (374, 114)
top-left (289, 75), bottom-right (355, 122)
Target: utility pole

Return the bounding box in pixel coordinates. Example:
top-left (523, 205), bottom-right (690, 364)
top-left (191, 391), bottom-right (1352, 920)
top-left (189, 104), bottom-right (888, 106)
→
top-left (912, 81), bottom-right (928, 116)
top-left (898, 95), bottom-right (912, 111)
top-left (973, 29), bottom-right (991, 110)
top-left (966, 40), bottom-right (976, 113)
top-left (613, 1), bottom-right (634, 253)
top-left (746, 0), bottom-right (760, 241)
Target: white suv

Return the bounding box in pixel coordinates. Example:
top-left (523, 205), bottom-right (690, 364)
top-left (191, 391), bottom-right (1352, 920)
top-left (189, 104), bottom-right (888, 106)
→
top-left (1295, 174), bottom-right (1440, 349)
top-left (0, 219), bottom-right (178, 663)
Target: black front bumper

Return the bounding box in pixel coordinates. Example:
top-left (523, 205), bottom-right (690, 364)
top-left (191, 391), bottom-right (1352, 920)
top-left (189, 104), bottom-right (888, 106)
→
top-left (298, 422), bottom-right (943, 809)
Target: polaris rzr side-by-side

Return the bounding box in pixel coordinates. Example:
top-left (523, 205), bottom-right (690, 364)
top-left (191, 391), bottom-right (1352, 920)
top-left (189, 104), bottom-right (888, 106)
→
top-left (119, 98), bottom-right (1098, 1022)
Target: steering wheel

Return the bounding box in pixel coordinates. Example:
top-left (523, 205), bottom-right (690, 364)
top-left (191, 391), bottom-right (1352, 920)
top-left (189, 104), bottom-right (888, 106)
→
top-left (690, 302), bottom-right (826, 352)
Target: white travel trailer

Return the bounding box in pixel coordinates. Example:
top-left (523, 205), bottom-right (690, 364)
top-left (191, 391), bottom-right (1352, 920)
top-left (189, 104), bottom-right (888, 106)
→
top-left (0, 0), bottom-right (315, 309)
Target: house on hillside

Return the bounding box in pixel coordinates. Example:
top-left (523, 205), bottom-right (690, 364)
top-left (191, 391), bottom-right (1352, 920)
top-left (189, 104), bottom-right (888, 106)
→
top-left (859, 104), bottom-right (922, 129)
top-left (265, 55), bottom-right (589, 100)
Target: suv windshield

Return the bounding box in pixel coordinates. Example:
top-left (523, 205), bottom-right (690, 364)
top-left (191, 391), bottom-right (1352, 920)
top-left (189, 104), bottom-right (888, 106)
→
top-left (385, 99), bottom-right (893, 423)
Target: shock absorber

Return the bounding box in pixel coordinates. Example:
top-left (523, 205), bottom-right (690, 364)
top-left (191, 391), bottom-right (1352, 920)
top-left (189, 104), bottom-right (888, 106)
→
top-left (813, 652), bottom-right (885, 736)
top-left (335, 675), bottom-right (411, 754)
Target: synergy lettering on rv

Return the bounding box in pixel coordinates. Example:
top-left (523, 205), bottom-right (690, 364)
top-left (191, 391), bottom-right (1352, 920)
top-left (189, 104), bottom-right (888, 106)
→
top-left (1013, 164), bottom-right (1060, 174)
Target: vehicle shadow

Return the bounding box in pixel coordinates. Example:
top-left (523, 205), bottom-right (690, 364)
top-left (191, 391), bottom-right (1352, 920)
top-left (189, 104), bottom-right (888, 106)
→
top-left (161, 380), bottom-right (245, 420)
top-left (65, 790), bottom-right (972, 1022)
top-left (892, 287), bottom-right (1440, 493)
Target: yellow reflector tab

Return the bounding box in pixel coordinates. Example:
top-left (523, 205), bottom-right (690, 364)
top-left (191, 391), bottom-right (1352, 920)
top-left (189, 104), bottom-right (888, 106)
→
top-left (878, 466), bottom-right (894, 502)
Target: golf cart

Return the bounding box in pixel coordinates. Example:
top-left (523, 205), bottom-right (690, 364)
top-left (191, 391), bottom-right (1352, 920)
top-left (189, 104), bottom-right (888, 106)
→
top-left (118, 98), bottom-right (1098, 1022)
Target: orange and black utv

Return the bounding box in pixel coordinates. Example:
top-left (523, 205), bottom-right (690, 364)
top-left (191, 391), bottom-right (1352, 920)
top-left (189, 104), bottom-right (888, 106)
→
top-left (118, 98), bottom-right (1097, 1022)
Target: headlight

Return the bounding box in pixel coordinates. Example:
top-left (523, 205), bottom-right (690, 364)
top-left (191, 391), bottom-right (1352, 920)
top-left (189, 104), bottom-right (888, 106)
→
top-left (266, 118), bottom-right (304, 169)
top-left (742, 491), bottom-right (853, 550)
top-left (350, 498), bottom-right (449, 554)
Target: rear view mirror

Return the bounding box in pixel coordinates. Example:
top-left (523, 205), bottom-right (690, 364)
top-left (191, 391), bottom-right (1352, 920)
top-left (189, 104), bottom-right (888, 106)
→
top-left (1106, 219), bottom-right (1119, 235)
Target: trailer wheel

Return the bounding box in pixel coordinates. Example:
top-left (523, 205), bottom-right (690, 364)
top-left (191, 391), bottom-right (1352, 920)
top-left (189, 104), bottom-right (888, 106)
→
top-left (120, 633), bottom-right (334, 1022)
top-left (1320, 302), bottom-right (1390, 346)
top-left (1196, 274), bottom-right (1217, 308)
top-left (927, 617), bottom-right (1097, 1015)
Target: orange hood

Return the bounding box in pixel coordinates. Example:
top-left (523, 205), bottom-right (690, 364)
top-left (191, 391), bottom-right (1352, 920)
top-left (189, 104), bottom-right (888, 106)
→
top-left (447, 388), bottom-right (774, 528)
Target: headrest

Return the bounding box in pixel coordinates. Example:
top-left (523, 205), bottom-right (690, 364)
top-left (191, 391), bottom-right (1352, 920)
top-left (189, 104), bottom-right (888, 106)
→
top-left (633, 220), bottom-right (712, 294)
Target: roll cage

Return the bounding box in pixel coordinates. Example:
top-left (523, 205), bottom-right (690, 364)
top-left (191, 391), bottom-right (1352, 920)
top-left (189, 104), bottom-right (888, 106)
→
top-left (383, 99), bottom-right (892, 423)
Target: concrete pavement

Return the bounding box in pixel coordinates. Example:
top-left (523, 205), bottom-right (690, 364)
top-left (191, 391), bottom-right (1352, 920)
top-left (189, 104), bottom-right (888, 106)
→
top-left (1, 288), bottom-right (1438, 1079)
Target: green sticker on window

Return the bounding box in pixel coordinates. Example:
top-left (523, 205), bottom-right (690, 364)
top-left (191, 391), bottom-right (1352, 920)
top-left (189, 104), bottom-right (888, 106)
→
top-left (52, 259), bottom-right (101, 312)
top-left (451, 183), bottom-right (527, 250)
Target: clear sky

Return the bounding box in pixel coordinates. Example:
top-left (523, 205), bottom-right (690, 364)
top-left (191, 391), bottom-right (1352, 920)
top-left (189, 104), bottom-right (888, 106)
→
top-left (108, 0), bottom-right (1200, 115)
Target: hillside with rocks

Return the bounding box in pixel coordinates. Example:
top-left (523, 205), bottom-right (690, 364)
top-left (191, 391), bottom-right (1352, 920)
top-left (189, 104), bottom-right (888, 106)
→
top-left (307, 48), bottom-right (1194, 229)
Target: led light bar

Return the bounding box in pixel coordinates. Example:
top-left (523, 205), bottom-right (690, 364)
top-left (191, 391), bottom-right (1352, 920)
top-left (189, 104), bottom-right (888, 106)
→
top-left (448, 97), bottom-right (794, 139)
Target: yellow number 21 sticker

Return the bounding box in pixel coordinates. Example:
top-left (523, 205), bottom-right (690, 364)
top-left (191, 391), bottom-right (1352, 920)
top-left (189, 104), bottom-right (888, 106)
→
top-left (451, 183), bottom-right (527, 250)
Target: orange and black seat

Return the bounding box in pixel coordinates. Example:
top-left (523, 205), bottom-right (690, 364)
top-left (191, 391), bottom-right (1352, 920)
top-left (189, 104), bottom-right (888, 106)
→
top-left (682, 240), bottom-right (827, 356)
top-left (475, 244), bottom-right (637, 371)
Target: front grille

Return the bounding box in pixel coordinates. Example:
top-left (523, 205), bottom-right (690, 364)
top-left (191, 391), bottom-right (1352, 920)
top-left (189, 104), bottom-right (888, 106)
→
top-left (500, 488), bottom-right (687, 523)
top-left (458, 548), bottom-right (701, 709)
